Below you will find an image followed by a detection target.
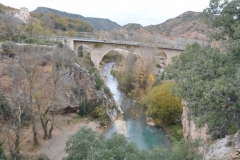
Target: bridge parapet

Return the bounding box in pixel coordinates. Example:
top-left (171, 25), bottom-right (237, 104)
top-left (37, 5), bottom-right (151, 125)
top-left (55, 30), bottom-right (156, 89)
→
top-left (51, 36), bottom-right (185, 51)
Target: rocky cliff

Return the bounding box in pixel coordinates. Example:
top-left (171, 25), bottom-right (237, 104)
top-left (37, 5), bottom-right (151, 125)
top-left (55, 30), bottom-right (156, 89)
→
top-left (182, 101), bottom-right (240, 160)
top-left (181, 101), bottom-right (208, 141)
top-left (61, 63), bottom-right (121, 120)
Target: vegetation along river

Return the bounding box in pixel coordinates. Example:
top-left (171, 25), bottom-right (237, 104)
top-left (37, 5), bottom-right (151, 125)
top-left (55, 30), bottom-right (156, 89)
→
top-left (103, 62), bottom-right (172, 150)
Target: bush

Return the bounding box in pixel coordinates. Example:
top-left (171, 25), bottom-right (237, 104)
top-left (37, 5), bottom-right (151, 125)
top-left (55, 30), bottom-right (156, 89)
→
top-left (78, 51), bottom-right (83, 57)
top-left (64, 127), bottom-right (203, 160)
top-left (146, 81), bottom-right (182, 124)
top-left (156, 64), bottom-right (161, 68)
top-left (0, 143), bottom-right (7, 160)
top-left (93, 106), bottom-right (105, 119)
top-left (94, 42), bottom-right (103, 48)
top-left (95, 74), bottom-right (104, 90)
top-left (25, 38), bottom-right (38, 44)
top-left (78, 99), bottom-right (100, 116)
top-left (0, 35), bottom-right (6, 42)
top-left (103, 85), bottom-right (112, 97)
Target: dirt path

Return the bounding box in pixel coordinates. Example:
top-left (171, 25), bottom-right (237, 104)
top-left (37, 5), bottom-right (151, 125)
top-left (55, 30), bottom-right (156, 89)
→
top-left (37, 116), bottom-right (101, 160)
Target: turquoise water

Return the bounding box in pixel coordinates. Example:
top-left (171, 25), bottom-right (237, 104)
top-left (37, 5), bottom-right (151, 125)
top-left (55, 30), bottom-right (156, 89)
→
top-left (103, 62), bottom-right (172, 150)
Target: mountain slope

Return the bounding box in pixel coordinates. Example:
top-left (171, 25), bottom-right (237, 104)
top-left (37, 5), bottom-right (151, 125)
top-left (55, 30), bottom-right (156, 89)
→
top-left (32, 7), bottom-right (121, 31)
top-left (0, 3), bottom-right (18, 11)
top-left (145, 11), bottom-right (212, 40)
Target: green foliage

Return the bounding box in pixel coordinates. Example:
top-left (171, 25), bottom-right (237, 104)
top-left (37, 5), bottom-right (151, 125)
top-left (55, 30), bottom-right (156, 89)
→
top-left (93, 106), bottom-right (105, 119)
top-left (30, 13), bottom-right (94, 32)
top-left (95, 74), bottom-right (104, 90)
top-left (116, 70), bottom-right (134, 93)
top-left (203, 0), bottom-right (240, 61)
top-left (156, 64), bottom-right (161, 68)
top-left (103, 85), bottom-right (112, 97)
top-left (11, 34), bottom-right (27, 43)
top-left (78, 51), bottom-right (83, 57)
top-left (24, 38), bottom-right (55, 46)
top-left (1, 41), bottom-right (17, 58)
top-left (102, 51), bottom-right (123, 63)
top-left (78, 99), bottom-right (100, 117)
top-left (64, 127), bottom-right (203, 160)
top-left (146, 81), bottom-right (182, 124)
top-left (0, 92), bottom-right (10, 119)
top-left (0, 143), bottom-right (7, 160)
top-left (0, 35), bottom-right (6, 42)
top-left (165, 43), bottom-right (239, 138)
top-left (167, 122), bottom-right (184, 144)
top-left (94, 42), bottom-right (103, 48)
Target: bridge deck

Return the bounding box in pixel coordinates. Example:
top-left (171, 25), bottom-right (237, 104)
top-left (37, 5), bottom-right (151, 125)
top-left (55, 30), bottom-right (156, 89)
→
top-left (53, 37), bottom-right (185, 51)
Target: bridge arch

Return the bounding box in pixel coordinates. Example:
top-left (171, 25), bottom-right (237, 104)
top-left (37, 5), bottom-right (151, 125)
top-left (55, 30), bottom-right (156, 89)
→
top-left (157, 51), bottom-right (167, 66)
top-left (77, 44), bottom-right (91, 58)
top-left (95, 48), bottom-right (139, 69)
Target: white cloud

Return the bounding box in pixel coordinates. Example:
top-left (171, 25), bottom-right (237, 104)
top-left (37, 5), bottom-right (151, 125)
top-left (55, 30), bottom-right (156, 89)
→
top-left (0, 0), bottom-right (210, 26)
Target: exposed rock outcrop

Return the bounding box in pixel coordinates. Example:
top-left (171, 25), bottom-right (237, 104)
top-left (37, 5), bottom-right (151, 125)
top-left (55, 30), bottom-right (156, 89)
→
top-left (181, 101), bottom-right (208, 141)
top-left (182, 101), bottom-right (240, 160)
top-left (60, 63), bottom-right (122, 121)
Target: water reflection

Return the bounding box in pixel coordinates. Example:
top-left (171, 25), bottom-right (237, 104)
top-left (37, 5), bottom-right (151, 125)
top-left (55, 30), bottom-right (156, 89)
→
top-left (103, 62), bottom-right (172, 150)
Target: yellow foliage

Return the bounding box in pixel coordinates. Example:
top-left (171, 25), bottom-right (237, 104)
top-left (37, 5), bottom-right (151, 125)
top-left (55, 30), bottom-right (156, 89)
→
top-left (147, 73), bottom-right (155, 91)
top-left (146, 81), bottom-right (182, 124)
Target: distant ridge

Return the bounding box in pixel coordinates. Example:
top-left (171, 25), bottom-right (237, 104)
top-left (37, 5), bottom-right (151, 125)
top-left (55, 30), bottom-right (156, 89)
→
top-left (145, 11), bottom-right (212, 40)
top-left (32, 7), bottom-right (121, 31)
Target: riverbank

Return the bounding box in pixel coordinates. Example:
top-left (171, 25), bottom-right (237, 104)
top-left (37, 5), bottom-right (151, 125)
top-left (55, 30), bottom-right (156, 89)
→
top-left (16, 114), bottom-right (101, 160)
top-left (108, 64), bottom-right (183, 146)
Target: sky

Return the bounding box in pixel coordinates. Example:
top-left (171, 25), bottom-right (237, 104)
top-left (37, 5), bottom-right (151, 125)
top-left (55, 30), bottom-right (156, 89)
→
top-left (1, 0), bottom-right (210, 26)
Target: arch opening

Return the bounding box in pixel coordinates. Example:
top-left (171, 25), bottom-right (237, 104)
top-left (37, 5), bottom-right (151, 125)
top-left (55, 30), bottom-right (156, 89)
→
top-left (156, 51), bottom-right (167, 67)
top-left (77, 45), bottom-right (91, 59)
top-left (97, 48), bottom-right (138, 70)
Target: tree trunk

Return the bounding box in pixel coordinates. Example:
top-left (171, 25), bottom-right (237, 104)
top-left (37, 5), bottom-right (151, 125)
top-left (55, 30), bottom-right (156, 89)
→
top-left (236, 112), bottom-right (240, 137)
top-left (14, 128), bottom-right (20, 160)
top-left (48, 122), bottom-right (54, 139)
top-left (32, 116), bottom-right (38, 146)
top-left (40, 116), bottom-right (48, 139)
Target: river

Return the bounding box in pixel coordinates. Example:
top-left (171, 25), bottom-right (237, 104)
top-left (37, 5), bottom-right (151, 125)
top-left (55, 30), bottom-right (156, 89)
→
top-left (102, 62), bottom-right (172, 150)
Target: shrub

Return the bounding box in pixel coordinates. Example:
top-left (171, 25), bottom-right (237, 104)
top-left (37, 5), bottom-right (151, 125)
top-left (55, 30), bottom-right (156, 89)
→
top-left (25, 38), bottom-right (38, 44)
top-left (93, 106), bottom-right (105, 119)
top-left (64, 127), bottom-right (203, 160)
top-left (95, 74), bottom-right (104, 90)
top-left (78, 99), bottom-right (100, 117)
top-left (103, 85), bottom-right (112, 97)
top-left (78, 51), bottom-right (83, 57)
top-left (94, 42), bottom-right (103, 48)
top-left (156, 64), bottom-right (161, 68)
top-left (146, 81), bottom-right (182, 125)
top-left (0, 35), bottom-right (6, 42)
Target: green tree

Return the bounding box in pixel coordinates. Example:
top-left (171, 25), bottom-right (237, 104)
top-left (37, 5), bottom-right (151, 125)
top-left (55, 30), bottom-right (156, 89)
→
top-left (64, 127), bottom-right (203, 160)
top-left (203, 0), bottom-right (240, 60)
top-left (165, 43), bottom-right (239, 138)
top-left (64, 127), bottom-right (140, 160)
top-left (146, 81), bottom-right (182, 124)
top-left (32, 24), bottom-right (43, 38)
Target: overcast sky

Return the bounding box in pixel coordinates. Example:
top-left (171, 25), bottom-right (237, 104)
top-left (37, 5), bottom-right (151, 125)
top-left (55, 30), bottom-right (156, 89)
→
top-left (1, 0), bottom-right (210, 26)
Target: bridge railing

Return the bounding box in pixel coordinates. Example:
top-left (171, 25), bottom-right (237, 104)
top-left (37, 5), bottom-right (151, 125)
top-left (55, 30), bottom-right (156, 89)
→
top-left (50, 36), bottom-right (185, 51)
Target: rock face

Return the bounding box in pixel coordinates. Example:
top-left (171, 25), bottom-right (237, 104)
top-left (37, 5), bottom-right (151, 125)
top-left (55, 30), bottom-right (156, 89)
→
top-left (181, 101), bottom-right (208, 141)
top-left (60, 63), bottom-right (121, 121)
top-left (205, 136), bottom-right (232, 160)
top-left (182, 101), bottom-right (240, 160)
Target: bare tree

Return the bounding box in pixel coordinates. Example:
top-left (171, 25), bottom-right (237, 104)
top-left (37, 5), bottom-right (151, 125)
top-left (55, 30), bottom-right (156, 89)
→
top-left (0, 14), bottom-right (23, 41)
top-left (35, 46), bottom-right (76, 139)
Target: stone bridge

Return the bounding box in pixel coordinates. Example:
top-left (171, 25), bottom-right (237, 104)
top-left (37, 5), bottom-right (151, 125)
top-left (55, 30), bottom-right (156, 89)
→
top-left (57, 38), bottom-right (185, 70)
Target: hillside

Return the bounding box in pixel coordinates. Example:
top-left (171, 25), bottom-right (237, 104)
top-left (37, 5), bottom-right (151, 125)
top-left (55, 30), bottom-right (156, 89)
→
top-left (0, 3), bottom-right (18, 11)
top-left (32, 7), bottom-right (121, 31)
top-left (145, 11), bottom-right (212, 40)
